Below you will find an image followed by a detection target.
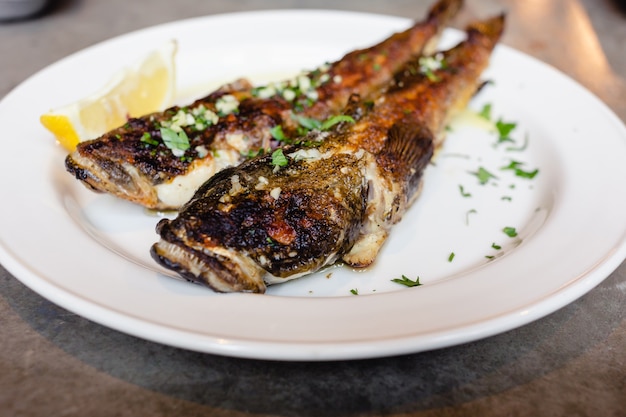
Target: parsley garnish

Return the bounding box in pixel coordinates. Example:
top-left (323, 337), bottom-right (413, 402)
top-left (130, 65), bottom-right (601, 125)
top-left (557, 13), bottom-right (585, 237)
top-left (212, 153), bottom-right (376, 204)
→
top-left (495, 119), bottom-right (517, 144)
top-left (501, 196), bottom-right (512, 201)
top-left (503, 227), bottom-right (518, 237)
top-left (291, 113), bottom-right (355, 132)
top-left (448, 252), bottom-right (455, 262)
top-left (472, 167), bottom-right (498, 185)
top-left (159, 127), bottom-right (190, 156)
top-left (140, 132), bottom-right (159, 146)
top-left (459, 185), bottom-right (472, 197)
top-left (391, 275), bottom-right (422, 287)
top-left (270, 114), bottom-right (357, 147)
top-left (291, 114), bottom-right (321, 131)
top-left (270, 125), bottom-right (289, 142)
top-left (501, 160), bottom-right (539, 179)
top-left (242, 148), bottom-right (266, 159)
top-left (479, 103), bottom-right (492, 120)
top-left (320, 115), bottom-right (355, 131)
top-left (271, 149), bottom-right (288, 168)
top-left (491, 242), bottom-right (502, 250)
top-left (350, 288), bottom-right (359, 295)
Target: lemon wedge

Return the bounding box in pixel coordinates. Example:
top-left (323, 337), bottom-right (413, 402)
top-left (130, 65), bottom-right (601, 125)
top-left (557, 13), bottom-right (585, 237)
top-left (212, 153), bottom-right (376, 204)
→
top-left (40, 40), bottom-right (178, 151)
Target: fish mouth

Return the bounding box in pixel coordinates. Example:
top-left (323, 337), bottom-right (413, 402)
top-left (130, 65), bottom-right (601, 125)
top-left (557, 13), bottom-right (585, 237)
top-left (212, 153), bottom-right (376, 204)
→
top-left (150, 235), bottom-right (267, 293)
top-left (65, 152), bottom-right (159, 208)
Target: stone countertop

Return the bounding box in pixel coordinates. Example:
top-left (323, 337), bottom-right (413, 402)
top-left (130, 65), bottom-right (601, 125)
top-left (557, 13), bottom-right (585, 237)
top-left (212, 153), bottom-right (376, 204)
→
top-left (1, 0), bottom-right (625, 416)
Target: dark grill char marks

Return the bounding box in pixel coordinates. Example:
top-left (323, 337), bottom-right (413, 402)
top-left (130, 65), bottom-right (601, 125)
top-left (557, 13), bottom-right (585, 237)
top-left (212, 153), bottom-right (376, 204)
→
top-left (65, 0), bottom-right (463, 210)
top-left (151, 15), bottom-right (505, 293)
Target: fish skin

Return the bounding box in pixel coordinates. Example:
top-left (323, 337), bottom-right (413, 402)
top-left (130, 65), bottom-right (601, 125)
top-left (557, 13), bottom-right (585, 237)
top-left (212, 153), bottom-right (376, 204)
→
top-left (151, 15), bottom-right (506, 293)
top-left (65, 0), bottom-right (463, 210)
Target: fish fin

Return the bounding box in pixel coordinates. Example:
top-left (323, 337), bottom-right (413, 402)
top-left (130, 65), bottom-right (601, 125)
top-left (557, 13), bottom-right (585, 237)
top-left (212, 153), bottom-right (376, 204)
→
top-left (377, 122), bottom-right (434, 195)
top-left (466, 14), bottom-right (506, 46)
top-left (343, 124), bottom-right (434, 268)
top-left (342, 230), bottom-right (389, 268)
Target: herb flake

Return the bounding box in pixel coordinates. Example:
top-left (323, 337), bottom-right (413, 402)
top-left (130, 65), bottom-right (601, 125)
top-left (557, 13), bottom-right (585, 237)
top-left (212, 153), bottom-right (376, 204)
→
top-left (459, 185), bottom-right (472, 197)
top-left (391, 275), bottom-right (422, 287)
top-left (472, 167), bottom-right (498, 185)
top-left (495, 119), bottom-right (517, 144)
top-left (160, 127), bottom-right (190, 156)
top-left (271, 149), bottom-right (289, 168)
top-left (141, 132), bottom-right (159, 146)
top-left (503, 227), bottom-right (518, 238)
top-left (270, 125), bottom-right (289, 142)
top-left (501, 160), bottom-right (539, 179)
top-left (320, 115), bottom-right (355, 131)
top-left (479, 103), bottom-right (492, 120)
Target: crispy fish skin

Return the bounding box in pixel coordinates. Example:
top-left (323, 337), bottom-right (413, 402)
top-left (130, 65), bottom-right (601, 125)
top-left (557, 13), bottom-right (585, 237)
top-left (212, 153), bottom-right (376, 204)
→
top-left (65, 0), bottom-right (463, 210)
top-left (151, 15), bottom-right (506, 293)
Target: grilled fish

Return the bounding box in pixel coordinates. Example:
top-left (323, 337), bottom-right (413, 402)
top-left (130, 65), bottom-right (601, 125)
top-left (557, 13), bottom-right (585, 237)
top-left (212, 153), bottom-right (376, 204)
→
top-left (65, 0), bottom-right (463, 210)
top-left (150, 15), bottom-right (506, 293)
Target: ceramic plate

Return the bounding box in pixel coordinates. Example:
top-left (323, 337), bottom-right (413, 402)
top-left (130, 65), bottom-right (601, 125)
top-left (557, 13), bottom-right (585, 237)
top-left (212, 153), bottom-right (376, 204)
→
top-left (1, 10), bottom-right (625, 361)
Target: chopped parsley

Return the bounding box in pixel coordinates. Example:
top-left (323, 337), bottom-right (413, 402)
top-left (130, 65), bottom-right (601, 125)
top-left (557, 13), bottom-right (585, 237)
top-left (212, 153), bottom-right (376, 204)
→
top-left (503, 227), bottom-right (518, 238)
top-left (391, 275), bottom-right (422, 287)
top-left (320, 114), bottom-right (355, 131)
top-left (270, 125), bottom-right (289, 142)
top-left (495, 119), bottom-right (517, 144)
top-left (271, 148), bottom-right (288, 168)
top-left (472, 167), bottom-right (498, 185)
top-left (159, 127), bottom-right (190, 157)
top-left (491, 242), bottom-right (502, 250)
top-left (242, 148), bottom-right (266, 159)
top-left (291, 113), bottom-right (355, 132)
top-left (140, 132), bottom-right (159, 146)
top-left (459, 185), bottom-right (472, 197)
top-left (479, 103), bottom-right (492, 120)
top-left (501, 160), bottom-right (539, 179)
top-left (270, 114), bottom-right (356, 147)
top-left (448, 252), bottom-right (455, 262)
top-left (350, 288), bottom-right (359, 295)
top-left (291, 114), bottom-right (321, 131)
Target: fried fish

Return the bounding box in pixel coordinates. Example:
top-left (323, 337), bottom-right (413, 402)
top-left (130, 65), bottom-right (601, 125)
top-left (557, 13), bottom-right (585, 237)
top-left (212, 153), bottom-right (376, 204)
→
top-left (150, 15), bottom-right (506, 293)
top-left (65, 0), bottom-right (463, 210)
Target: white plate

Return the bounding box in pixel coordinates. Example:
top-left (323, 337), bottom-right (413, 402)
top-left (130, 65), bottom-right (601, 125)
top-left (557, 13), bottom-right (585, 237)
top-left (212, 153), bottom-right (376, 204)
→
top-left (1, 10), bottom-right (625, 361)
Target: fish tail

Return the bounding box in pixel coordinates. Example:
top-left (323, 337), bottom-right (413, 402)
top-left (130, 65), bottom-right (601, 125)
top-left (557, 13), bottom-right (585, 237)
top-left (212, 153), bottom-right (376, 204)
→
top-left (427, 0), bottom-right (464, 26)
top-left (466, 13), bottom-right (506, 47)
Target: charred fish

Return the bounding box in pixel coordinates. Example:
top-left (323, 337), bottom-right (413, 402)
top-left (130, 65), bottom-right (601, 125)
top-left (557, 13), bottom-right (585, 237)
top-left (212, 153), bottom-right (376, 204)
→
top-left (151, 15), bottom-right (506, 293)
top-left (65, 0), bottom-right (463, 210)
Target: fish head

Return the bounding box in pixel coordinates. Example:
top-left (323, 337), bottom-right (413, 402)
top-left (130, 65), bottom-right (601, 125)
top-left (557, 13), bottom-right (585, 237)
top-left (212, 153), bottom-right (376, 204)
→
top-left (65, 149), bottom-right (160, 207)
top-left (151, 148), bottom-right (368, 293)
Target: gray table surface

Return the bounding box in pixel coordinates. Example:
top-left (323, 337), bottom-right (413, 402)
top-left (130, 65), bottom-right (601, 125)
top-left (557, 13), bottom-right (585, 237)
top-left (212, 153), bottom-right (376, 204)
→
top-left (1, 0), bottom-right (625, 416)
